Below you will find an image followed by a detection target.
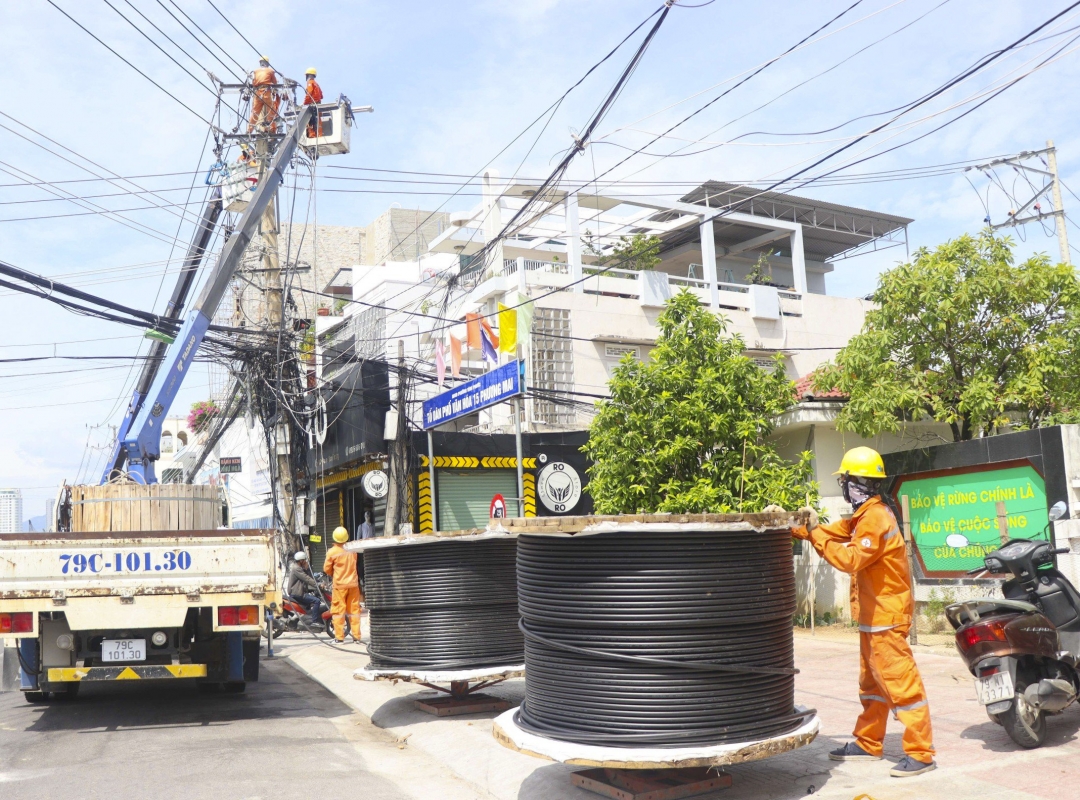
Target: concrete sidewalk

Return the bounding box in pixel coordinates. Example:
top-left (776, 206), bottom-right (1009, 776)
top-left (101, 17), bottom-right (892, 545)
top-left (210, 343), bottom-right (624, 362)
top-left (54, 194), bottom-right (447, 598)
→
top-left (272, 625), bottom-right (1080, 799)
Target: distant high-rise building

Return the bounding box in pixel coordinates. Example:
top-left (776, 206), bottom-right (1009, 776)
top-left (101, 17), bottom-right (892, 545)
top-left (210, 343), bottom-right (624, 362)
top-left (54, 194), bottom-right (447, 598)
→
top-left (45, 498), bottom-right (56, 532)
top-left (0, 489), bottom-right (22, 533)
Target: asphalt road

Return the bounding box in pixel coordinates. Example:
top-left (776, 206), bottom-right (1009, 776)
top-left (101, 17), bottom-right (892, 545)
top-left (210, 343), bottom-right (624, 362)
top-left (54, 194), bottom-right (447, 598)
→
top-left (0, 656), bottom-right (416, 800)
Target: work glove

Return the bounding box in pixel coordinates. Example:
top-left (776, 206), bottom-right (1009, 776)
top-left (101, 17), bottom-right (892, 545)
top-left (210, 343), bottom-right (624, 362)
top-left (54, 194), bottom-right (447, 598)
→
top-left (796, 506), bottom-right (819, 537)
top-left (761, 504), bottom-right (787, 514)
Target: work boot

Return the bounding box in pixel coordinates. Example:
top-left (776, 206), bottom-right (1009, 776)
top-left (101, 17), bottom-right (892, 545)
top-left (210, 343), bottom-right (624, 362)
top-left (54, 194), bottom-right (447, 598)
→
top-left (828, 742), bottom-right (881, 761)
top-left (889, 756), bottom-right (936, 777)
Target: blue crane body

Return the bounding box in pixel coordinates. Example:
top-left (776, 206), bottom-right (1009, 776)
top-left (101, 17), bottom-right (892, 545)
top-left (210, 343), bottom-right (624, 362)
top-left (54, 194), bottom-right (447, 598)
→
top-left (108, 105), bottom-right (314, 485)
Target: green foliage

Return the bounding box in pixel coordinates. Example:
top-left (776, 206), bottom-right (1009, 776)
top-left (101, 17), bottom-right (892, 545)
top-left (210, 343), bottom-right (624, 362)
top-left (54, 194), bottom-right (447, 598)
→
top-left (815, 230), bottom-right (1080, 441)
top-left (583, 231), bottom-right (662, 274)
top-left (745, 249), bottom-right (775, 286)
top-left (584, 290), bottom-right (818, 513)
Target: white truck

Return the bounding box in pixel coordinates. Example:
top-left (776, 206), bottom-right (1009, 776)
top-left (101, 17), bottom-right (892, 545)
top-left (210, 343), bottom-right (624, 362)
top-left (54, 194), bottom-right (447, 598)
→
top-left (0, 528), bottom-right (279, 700)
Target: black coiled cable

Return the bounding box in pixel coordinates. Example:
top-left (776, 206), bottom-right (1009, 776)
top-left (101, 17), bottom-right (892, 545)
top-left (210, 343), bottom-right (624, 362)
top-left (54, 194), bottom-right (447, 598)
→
top-left (364, 538), bottom-right (524, 670)
top-left (515, 528), bottom-right (811, 747)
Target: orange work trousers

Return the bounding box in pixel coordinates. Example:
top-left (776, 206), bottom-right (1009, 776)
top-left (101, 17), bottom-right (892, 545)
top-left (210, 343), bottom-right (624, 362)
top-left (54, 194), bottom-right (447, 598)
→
top-left (855, 626), bottom-right (935, 763)
top-left (249, 88), bottom-right (279, 132)
top-left (331, 584), bottom-right (361, 641)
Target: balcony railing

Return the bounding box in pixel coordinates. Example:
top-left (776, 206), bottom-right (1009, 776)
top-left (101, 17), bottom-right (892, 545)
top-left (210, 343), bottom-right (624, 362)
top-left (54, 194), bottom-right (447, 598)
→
top-left (487, 258), bottom-right (803, 314)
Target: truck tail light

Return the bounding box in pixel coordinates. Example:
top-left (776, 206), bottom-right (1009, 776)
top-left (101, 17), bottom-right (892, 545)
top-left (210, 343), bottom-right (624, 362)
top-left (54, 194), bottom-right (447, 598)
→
top-left (0, 613), bottom-right (33, 634)
top-left (958, 617), bottom-right (1010, 650)
top-left (218, 605), bottom-right (259, 626)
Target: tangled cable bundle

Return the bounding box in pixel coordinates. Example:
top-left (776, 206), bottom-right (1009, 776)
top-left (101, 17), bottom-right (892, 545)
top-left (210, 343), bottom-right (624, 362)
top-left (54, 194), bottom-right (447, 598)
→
top-left (364, 538), bottom-right (523, 670)
top-left (515, 527), bottom-right (810, 747)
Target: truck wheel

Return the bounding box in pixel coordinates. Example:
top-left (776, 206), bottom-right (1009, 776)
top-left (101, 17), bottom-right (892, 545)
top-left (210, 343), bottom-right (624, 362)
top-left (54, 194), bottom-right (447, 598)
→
top-left (24, 690), bottom-right (49, 703)
top-left (1003, 679), bottom-right (1046, 748)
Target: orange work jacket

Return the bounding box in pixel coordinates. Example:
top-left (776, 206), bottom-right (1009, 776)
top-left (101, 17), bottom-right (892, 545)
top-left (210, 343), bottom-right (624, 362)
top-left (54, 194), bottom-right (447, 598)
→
top-left (304, 79), bottom-right (323, 105)
top-left (795, 495), bottom-right (912, 631)
top-left (252, 67), bottom-right (278, 87)
top-left (323, 544), bottom-right (359, 589)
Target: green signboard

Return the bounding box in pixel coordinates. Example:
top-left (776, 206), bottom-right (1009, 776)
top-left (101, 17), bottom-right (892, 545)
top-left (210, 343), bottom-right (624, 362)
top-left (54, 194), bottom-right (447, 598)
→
top-left (894, 463), bottom-right (1047, 574)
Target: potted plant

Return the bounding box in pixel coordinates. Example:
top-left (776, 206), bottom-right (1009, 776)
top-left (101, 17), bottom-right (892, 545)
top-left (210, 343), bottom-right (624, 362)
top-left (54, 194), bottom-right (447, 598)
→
top-left (317, 304), bottom-right (330, 317)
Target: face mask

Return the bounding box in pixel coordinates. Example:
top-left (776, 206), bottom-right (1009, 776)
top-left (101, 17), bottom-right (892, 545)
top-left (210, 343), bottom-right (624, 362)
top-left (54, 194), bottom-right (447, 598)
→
top-left (842, 478), bottom-right (875, 508)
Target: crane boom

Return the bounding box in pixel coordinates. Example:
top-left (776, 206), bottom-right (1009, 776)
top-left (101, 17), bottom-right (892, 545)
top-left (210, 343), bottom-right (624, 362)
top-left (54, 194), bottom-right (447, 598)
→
top-left (102, 186), bottom-right (223, 482)
top-left (119, 106), bottom-right (314, 484)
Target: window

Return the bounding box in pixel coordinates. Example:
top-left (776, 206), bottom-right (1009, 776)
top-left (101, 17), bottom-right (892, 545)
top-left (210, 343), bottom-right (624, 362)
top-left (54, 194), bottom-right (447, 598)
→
top-left (531, 308), bottom-right (575, 426)
top-left (177, 431), bottom-right (188, 447)
top-left (160, 432), bottom-right (174, 453)
top-left (604, 343), bottom-right (639, 360)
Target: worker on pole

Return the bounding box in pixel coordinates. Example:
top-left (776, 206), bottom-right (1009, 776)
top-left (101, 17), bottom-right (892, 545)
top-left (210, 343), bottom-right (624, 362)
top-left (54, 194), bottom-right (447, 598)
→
top-left (303, 67), bottom-right (323, 138)
top-left (323, 526), bottom-right (362, 643)
top-left (248, 56), bottom-right (280, 133)
top-left (793, 447), bottom-right (936, 778)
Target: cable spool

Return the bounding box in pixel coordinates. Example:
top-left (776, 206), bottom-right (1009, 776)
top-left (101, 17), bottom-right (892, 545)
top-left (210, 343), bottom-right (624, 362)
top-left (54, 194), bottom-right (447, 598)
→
top-left (364, 537), bottom-right (523, 671)
top-left (515, 525), bottom-right (809, 748)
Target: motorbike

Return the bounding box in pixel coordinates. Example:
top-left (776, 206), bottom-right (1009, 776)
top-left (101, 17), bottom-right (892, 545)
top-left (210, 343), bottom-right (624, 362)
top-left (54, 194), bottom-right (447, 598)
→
top-left (946, 500), bottom-right (1079, 748)
top-left (267, 572), bottom-right (335, 639)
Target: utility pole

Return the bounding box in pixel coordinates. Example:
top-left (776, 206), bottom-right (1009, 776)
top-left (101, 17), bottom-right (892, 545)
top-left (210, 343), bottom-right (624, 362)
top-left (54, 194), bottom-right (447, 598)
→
top-left (969, 143), bottom-right (1070, 265)
top-left (256, 136), bottom-right (295, 537)
top-left (384, 340), bottom-right (408, 537)
top-left (1047, 140), bottom-right (1071, 266)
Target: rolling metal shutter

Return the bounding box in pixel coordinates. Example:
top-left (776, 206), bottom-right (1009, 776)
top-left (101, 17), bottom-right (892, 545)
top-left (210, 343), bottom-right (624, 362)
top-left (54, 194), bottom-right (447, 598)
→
top-left (310, 492), bottom-right (338, 569)
top-left (437, 470), bottom-right (517, 531)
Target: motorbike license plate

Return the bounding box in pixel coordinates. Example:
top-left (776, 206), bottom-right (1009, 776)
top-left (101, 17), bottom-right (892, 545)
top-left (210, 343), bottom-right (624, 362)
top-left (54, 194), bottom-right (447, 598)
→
top-left (101, 639), bottom-right (146, 663)
top-left (975, 671), bottom-right (1014, 705)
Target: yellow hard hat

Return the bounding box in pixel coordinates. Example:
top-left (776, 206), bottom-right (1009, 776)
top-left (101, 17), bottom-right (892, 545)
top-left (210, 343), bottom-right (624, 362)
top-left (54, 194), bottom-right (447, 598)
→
top-left (305, 67), bottom-right (317, 76)
top-left (259, 55), bottom-right (270, 63)
top-left (332, 526), bottom-right (349, 543)
top-left (834, 446), bottom-right (886, 479)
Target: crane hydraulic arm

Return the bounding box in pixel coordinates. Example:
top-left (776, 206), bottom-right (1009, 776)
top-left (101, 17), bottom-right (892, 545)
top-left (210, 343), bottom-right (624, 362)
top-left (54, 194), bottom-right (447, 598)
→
top-left (101, 186), bottom-right (223, 483)
top-left (117, 105), bottom-right (314, 484)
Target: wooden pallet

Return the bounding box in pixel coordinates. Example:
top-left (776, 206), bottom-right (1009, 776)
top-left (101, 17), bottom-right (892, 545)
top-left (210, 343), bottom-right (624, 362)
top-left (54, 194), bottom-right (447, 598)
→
top-left (413, 693), bottom-right (511, 717)
top-left (571, 768), bottom-right (731, 800)
top-left (70, 483), bottom-right (220, 532)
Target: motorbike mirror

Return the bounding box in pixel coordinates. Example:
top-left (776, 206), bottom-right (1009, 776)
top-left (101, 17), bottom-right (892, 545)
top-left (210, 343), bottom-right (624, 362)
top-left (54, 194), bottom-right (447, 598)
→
top-left (1049, 500), bottom-right (1068, 522)
top-left (946, 533), bottom-right (969, 548)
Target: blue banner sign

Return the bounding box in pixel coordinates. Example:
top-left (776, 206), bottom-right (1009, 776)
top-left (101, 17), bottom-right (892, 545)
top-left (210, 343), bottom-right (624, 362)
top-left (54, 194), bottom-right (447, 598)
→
top-left (422, 360), bottom-right (523, 429)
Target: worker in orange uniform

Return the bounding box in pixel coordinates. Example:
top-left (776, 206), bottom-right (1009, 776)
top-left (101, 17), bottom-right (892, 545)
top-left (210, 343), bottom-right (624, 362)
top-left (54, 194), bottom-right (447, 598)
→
top-left (303, 67), bottom-right (324, 139)
top-left (323, 526), bottom-right (362, 643)
top-left (248, 56), bottom-right (280, 133)
top-left (793, 447), bottom-right (936, 778)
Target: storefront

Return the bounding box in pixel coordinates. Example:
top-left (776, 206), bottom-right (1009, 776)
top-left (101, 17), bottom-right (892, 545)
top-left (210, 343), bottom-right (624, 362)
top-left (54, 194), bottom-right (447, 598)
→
top-left (307, 358), bottom-right (391, 563)
top-left (411, 430), bottom-right (591, 533)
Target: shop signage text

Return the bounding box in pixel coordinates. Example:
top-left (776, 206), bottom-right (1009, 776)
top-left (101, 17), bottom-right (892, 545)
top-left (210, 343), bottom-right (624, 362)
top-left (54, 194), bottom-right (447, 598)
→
top-left (422, 360), bottom-right (523, 429)
top-left (895, 463), bottom-right (1048, 574)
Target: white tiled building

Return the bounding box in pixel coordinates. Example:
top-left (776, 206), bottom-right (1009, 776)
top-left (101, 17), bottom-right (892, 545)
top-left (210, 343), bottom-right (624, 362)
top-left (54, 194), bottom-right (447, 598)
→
top-left (0, 488), bottom-right (23, 533)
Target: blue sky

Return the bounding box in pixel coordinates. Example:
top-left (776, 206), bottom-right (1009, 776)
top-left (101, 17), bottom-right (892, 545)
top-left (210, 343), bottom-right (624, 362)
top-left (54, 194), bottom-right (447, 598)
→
top-left (2, 0), bottom-right (1079, 519)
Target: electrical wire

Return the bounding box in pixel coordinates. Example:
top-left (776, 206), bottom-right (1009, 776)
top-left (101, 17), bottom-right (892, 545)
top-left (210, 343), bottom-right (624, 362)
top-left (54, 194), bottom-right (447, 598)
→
top-left (45, 0), bottom-right (216, 128)
top-left (364, 538), bottom-right (523, 670)
top-left (515, 527), bottom-right (805, 747)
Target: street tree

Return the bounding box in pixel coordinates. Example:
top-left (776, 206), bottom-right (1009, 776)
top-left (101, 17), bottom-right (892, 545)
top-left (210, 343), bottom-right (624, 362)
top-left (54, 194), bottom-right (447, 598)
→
top-left (584, 290), bottom-right (817, 513)
top-left (814, 230), bottom-right (1080, 441)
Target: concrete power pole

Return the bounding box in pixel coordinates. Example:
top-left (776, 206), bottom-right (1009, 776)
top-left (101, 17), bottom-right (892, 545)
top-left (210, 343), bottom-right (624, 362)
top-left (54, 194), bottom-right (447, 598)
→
top-left (255, 137), bottom-right (296, 537)
top-left (1047, 140), bottom-right (1071, 266)
top-left (383, 340), bottom-right (408, 537)
top-left (972, 143), bottom-right (1071, 266)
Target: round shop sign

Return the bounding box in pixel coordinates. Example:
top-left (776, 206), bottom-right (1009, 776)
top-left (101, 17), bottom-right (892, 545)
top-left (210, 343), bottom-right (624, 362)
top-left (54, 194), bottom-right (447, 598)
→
top-left (537, 462), bottom-right (582, 514)
top-left (362, 470), bottom-right (389, 499)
